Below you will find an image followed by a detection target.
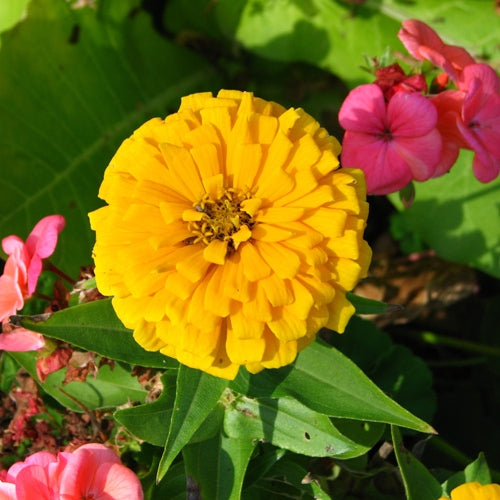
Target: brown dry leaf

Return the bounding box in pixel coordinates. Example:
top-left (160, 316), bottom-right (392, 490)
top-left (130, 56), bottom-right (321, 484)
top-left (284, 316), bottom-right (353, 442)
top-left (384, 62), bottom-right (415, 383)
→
top-left (354, 253), bottom-right (478, 327)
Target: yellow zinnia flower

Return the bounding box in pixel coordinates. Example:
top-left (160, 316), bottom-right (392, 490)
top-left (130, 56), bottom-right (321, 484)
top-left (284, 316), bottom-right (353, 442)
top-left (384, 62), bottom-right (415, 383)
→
top-left (89, 90), bottom-right (371, 379)
top-left (439, 482), bottom-right (500, 500)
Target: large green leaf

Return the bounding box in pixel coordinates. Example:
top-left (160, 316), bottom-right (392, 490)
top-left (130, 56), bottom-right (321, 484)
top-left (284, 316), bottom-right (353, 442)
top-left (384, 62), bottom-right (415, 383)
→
top-left (9, 351), bottom-right (146, 411)
top-left (157, 366), bottom-right (228, 482)
top-left (183, 432), bottom-right (256, 500)
top-left (168, 0), bottom-right (499, 87)
top-left (328, 316), bottom-right (436, 423)
top-left (392, 426), bottom-right (442, 500)
top-left (390, 150), bottom-right (500, 278)
top-left (224, 394), bottom-right (377, 459)
top-left (0, 0), bottom-right (219, 275)
top-left (16, 299), bottom-right (176, 369)
top-left (0, 0), bottom-right (30, 34)
top-left (231, 339), bottom-right (435, 434)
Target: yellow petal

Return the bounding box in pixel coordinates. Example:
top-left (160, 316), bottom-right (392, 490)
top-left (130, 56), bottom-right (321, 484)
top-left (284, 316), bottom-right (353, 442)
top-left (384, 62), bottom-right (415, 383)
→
top-left (251, 223), bottom-right (293, 242)
top-left (325, 291), bottom-right (355, 333)
top-left (203, 239), bottom-right (228, 265)
top-left (268, 310), bottom-right (307, 342)
top-left (239, 242), bottom-right (271, 282)
top-left (255, 241), bottom-right (301, 279)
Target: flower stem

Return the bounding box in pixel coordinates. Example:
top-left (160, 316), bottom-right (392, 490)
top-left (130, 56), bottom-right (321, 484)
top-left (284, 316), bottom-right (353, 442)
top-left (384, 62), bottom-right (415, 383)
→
top-left (45, 261), bottom-right (76, 285)
top-left (401, 330), bottom-right (500, 357)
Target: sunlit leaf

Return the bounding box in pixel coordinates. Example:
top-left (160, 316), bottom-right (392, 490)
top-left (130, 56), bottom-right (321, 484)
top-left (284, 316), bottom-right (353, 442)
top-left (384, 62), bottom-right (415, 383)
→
top-left (157, 366), bottom-right (228, 482)
top-left (166, 0), bottom-right (499, 87)
top-left (9, 351), bottom-right (146, 411)
top-left (224, 394), bottom-right (376, 459)
top-left (390, 151), bottom-right (500, 278)
top-left (16, 299), bottom-right (176, 369)
top-left (231, 339), bottom-right (435, 434)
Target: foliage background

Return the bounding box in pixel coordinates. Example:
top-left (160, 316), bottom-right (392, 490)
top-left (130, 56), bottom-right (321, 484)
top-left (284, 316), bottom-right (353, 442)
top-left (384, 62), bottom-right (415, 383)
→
top-left (0, 0), bottom-right (499, 498)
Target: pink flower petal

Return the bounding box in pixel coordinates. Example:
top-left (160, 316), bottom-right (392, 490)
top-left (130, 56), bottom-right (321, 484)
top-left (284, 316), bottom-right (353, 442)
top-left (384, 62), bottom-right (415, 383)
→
top-left (59, 445), bottom-right (143, 500)
top-left (1, 236), bottom-right (25, 260)
top-left (392, 129), bottom-right (442, 181)
top-left (398, 19), bottom-right (445, 61)
top-left (398, 19), bottom-right (474, 83)
top-left (0, 273), bottom-right (24, 323)
top-left (95, 462), bottom-right (144, 500)
top-left (15, 465), bottom-right (56, 500)
top-left (338, 84), bottom-right (386, 134)
top-left (25, 215), bottom-right (66, 260)
top-left (0, 329), bottom-right (45, 352)
top-left (388, 92), bottom-right (437, 137)
top-left (472, 154), bottom-right (500, 183)
top-left (459, 63), bottom-right (500, 94)
top-left (341, 131), bottom-right (412, 195)
top-left (25, 215), bottom-right (65, 295)
top-left (0, 483), bottom-right (16, 500)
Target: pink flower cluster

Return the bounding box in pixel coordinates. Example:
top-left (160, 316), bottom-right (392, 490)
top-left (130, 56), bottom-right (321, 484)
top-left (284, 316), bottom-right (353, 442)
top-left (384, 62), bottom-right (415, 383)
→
top-left (339, 19), bottom-right (500, 195)
top-left (0, 443), bottom-right (143, 499)
top-left (0, 215), bottom-right (65, 352)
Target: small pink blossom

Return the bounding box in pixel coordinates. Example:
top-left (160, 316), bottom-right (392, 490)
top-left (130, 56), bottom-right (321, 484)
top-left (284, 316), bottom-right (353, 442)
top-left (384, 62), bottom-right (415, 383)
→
top-left (339, 83), bottom-right (442, 194)
top-left (0, 444), bottom-right (143, 500)
top-left (2, 215), bottom-right (66, 297)
top-left (0, 215), bottom-right (65, 352)
top-left (456, 64), bottom-right (500, 182)
top-left (397, 19), bottom-right (475, 83)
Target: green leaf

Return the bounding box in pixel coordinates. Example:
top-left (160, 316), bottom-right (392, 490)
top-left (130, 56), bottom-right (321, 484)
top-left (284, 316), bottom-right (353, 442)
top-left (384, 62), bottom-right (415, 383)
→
top-left (390, 150), bottom-right (500, 278)
top-left (157, 366), bottom-right (228, 482)
top-left (442, 452), bottom-right (492, 496)
top-left (188, 0), bottom-right (500, 87)
top-left (231, 339), bottom-right (435, 434)
top-left (16, 299), bottom-right (176, 369)
top-left (346, 292), bottom-right (389, 315)
top-left (9, 351), bottom-right (146, 411)
top-left (0, 0), bottom-right (30, 34)
top-left (392, 426), bottom-right (442, 500)
top-left (328, 316), bottom-right (436, 424)
top-left (183, 431), bottom-right (256, 500)
top-left (224, 395), bottom-right (373, 459)
top-left (0, 0), bottom-right (219, 275)
top-left (114, 372), bottom-right (177, 447)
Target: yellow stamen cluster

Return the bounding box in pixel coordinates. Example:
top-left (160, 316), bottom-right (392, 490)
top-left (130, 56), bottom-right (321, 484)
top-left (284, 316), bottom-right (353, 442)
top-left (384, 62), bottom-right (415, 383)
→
top-left (185, 189), bottom-right (255, 252)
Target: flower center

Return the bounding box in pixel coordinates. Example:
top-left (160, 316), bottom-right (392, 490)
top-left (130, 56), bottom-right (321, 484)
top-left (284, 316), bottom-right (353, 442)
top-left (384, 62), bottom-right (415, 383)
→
top-left (185, 188), bottom-right (256, 251)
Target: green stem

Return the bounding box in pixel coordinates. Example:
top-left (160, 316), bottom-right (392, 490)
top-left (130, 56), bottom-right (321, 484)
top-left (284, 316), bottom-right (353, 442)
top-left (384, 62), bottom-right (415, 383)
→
top-left (402, 330), bottom-right (500, 357)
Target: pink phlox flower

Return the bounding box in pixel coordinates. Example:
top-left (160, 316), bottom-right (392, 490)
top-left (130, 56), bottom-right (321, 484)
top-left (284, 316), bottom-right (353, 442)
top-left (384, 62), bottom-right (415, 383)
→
top-left (430, 89), bottom-right (467, 176)
top-left (398, 19), bottom-right (476, 83)
top-left (0, 254), bottom-right (25, 323)
top-left (0, 215), bottom-right (65, 352)
top-left (0, 444), bottom-right (143, 500)
top-left (59, 444), bottom-right (144, 500)
top-left (456, 64), bottom-right (500, 182)
top-left (2, 215), bottom-right (66, 297)
top-left (339, 83), bottom-right (442, 194)
top-left (0, 450), bottom-right (68, 500)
